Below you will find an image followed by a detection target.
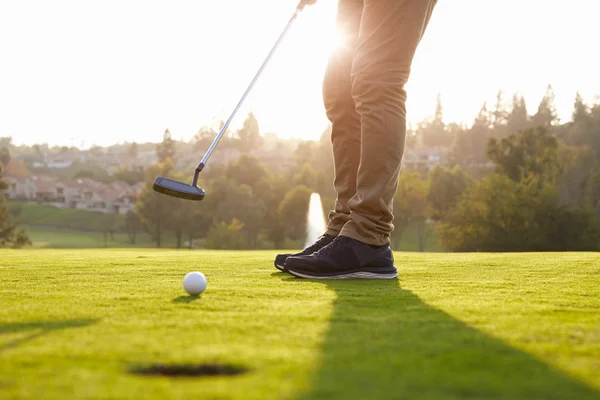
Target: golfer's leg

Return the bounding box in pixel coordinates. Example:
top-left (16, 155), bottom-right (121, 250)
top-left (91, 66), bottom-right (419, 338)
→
top-left (341, 0), bottom-right (437, 246)
top-left (323, 0), bottom-right (364, 237)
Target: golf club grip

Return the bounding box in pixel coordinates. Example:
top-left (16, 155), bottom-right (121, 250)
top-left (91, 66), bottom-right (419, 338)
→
top-left (199, 7), bottom-right (302, 167)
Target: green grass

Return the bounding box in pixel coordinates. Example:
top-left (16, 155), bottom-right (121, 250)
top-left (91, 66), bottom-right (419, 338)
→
top-left (394, 221), bottom-right (442, 252)
top-left (7, 201), bottom-right (125, 231)
top-left (1, 250), bottom-right (599, 400)
top-left (20, 222), bottom-right (438, 251)
top-left (22, 226), bottom-right (172, 249)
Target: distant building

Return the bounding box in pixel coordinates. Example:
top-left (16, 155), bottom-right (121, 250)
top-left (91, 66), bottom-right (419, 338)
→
top-left (401, 147), bottom-right (448, 173)
top-left (3, 175), bottom-right (141, 215)
top-left (46, 159), bottom-right (73, 169)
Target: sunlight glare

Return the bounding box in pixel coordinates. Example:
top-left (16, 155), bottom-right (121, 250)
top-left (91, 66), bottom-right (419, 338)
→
top-left (324, 26), bottom-right (345, 55)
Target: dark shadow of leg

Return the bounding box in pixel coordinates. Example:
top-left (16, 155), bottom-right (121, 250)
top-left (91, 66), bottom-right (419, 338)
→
top-left (284, 279), bottom-right (599, 400)
top-left (0, 319), bottom-right (98, 352)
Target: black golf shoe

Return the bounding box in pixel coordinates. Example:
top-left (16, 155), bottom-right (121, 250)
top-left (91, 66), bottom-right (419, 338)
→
top-left (274, 234), bottom-right (336, 271)
top-left (284, 236), bottom-right (398, 279)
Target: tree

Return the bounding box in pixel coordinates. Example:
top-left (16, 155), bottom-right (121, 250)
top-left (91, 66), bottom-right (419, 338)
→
top-left (391, 171), bottom-right (429, 251)
top-left (207, 181), bottom-right (266, 248)
top-left (224, 154), bottom-right (269, 193)
top-left (32, 144), bottom-right (44, 159)
top-left (427, 165), bottom-right (473, 221)
top-left (563, 92), bottom-right (597, 151)
top-left (487, 126), bottom-right (559, 185)
top-left (584, 167), bottom-right (600, 217)
top-left (202, 178), bottom-right (266, 248)
top-left (532, 84), bottom-right (558, 128)
top-left (89, 146), bottom-right (104, 158)
top-left (157, 170), bottom-right (194, 249)
top-left (433, 93), bottom-right (443, 126)
top-left (547, 206), bottom-right (600, 251)
top-left (8, 203), bottom-right (23, 221)
top-left (0, 151), bottom-right (30, 248)
top-left (239, 195), bottom-right (267, 248)
top-left (439, 174), bottom-right (600, 252)
top-left (255, 174), bottom-right (290, 248)
top-left (491, 89), bottom-right (509, 136)
top-left (180, 201), bottom-right (212, 249)
top-left (127, 142), bottom-right (139, 160)
top-left (156, 129), bottom-right (176, 163)
top-left (473, 102), bottom-right (492, 130)
top-left (100, 212), bottom-right (118, 248)
top-left (445, 122), bottom-right (465, 153)
top-left (405, 124), bottom-right (418, 148)
top-left (0, 147), bottom-right (11, 167)
top-left (418, 93), bottom-right (451, 148)
top-left (313, 127), bottom-right (336, 197)
top-left (124, 210), bottom-right (143, 245)
top-left (449, 102), bottom-right (492, 170)
top-left (506, 93), bottom-right (529, 135)
top-left (572, 92), bottom-right (590, 122)
top-left (237, 112), bottom-right (262, 149)
top-left (205, 218), bottom-right (247, 250)
top-left (3, 159), bottom-right (30, 179)
top-left (592, 101), bottom-right (600, 154)
top-left (556, 144), bottom-right (597, 207)
top-left (172, 203), bottom-right (185, 248)
top-left (194, 125), bottom-right (218, 150)
top-left (278, 185), bottom-right (312, 241)
top-left (293, 164), bottom-right (319, 192)
top-left (294, 141), bottom-right (317, 167)
top-left (68, 161), bottom-right (112, 183)
top-left (114, 167), bottom-right (144, 185)
top-left (135, 160), bottom-right (177, 247)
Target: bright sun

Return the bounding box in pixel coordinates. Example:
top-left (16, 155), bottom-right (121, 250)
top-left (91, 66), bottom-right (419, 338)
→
top-left (324, 27), bottom-right (345, 55)
top-left (248, 6), bottom-right (346, 140)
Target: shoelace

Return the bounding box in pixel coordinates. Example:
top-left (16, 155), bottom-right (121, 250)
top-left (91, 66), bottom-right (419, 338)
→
top-left (318, 236), bottom-right (352, 257)
top-left (304, 235), bottom-right (332, 253)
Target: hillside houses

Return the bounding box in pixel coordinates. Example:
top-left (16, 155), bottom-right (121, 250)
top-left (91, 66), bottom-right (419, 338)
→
top-left (402, 147), bottom-right (449, 173)
top-left (4, 176), bottom-right (142, 215)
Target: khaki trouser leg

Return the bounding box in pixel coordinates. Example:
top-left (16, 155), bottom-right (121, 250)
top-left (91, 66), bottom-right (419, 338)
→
top-left (323, 0), bottom-right (364, 237)
top-left (339, 0), bottom-right (437, 246)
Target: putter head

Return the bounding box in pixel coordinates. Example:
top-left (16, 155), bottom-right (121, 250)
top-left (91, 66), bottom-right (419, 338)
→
top-left (153, 177), bottom-right (206, 201)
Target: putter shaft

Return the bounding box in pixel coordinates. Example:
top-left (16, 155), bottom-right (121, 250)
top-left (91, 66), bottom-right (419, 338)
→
top-left (195, 7), bottom-right (302, 178)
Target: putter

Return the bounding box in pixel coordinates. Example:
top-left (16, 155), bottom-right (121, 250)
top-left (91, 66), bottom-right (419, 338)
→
top-left (153, 1), bottom-right (309, 201)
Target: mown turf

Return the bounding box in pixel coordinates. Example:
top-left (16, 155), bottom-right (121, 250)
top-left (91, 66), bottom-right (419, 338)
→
top-left (7, 201), bottom-right (126, 231)
top-left (21, 223), bottom-right (439, 251)
top-left (0, 250), bottom-right (599, 400)
top-left (23, 226), bottom-right (173, 249)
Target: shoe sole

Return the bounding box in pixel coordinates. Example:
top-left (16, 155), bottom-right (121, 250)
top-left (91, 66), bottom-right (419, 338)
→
top-left (286, 268), bottom-right (398, 280)
top-left (274, 263), bottom-right (285, 272)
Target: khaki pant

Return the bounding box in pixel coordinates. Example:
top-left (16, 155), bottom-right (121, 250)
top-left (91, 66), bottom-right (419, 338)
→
top-left (323, 0), bottom-right (437, 246)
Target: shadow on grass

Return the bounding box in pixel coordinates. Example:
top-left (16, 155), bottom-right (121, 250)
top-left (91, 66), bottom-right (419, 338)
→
top-left (280, 277), bottom-right (599, 400)
top-left (172, 295), bottom-right (201, 304)
top-left (0, 319), bottom-right (98, 352)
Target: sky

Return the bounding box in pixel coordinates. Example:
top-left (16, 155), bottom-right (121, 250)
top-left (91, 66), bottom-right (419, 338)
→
top-left (1, 0), bottom-right (599, 148)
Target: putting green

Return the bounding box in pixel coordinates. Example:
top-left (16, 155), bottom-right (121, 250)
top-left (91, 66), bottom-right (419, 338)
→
top-left (1, 250), bottom-right (599, 399)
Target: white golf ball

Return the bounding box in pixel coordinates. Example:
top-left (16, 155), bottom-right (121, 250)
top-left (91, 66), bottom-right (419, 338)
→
top-left (183, 272), bottom-right (207, 295)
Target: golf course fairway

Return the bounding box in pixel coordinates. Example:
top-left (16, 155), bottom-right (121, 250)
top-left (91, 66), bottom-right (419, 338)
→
top-left (1, 250), bottom-right (599, 400)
